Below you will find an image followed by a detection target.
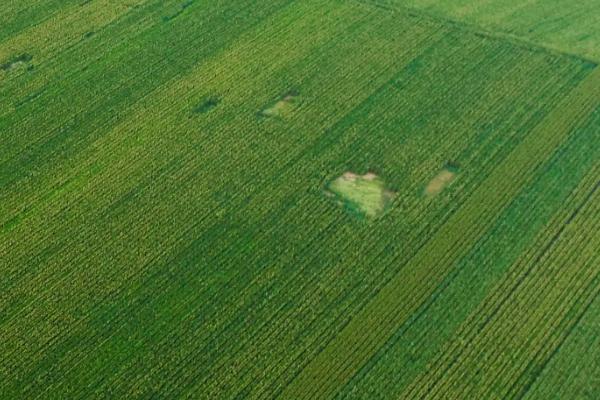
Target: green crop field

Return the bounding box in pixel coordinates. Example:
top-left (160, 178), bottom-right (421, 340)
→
top-left (1, 0), bottom-right (599, 399)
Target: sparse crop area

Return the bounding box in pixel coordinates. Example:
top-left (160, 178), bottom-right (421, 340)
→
top-left (327, 172), bottom-right (394, 218)
top-left (1, 1), bottom-right (599, 399)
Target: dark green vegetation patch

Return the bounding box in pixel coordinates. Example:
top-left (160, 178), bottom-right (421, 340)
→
top-left (193, 96), bottom-right (220, 114)
top-left (0, 53), bottom-right (32, 71)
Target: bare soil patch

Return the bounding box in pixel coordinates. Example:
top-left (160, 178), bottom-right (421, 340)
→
top-left (425, 164), bottom-right (458, 196)
top-left (260, 90), bottom-right (299, 118)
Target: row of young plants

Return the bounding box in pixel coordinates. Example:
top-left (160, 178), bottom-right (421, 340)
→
top-left (183, 24), bottom-right (584, 396)
top-left (401, 165), bottom-right (600, 399)
top-left (0, 2), bottom-right (422, 396)
top-left (279, 67), bottom-right (600, 399)
top-left (336, 103), bottom-right (600, 399)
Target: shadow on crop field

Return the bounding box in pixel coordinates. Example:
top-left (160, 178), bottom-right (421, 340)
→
top-left (192, 96), bottom-right (220, 114)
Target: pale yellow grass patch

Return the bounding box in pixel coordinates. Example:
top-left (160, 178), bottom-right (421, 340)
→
top-left (327, 172), bottom-right (395, 218)
top-left (261, 91), bottom-right (298, 117)
top-left (425, 169), bottom-right (456, 196)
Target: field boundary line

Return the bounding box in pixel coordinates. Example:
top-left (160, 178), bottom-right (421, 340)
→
top-left (278, 66), bottom-right (600, 399)
top-left (353, 0), bottom-right (600, 66)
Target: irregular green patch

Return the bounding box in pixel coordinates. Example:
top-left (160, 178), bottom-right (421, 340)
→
top-left (327, 172), bottom-right (395, 218)
top-left (260, 90), bottom-right (299, 118)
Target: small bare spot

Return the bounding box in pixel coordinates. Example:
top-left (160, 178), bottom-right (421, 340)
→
top-left (364, 172), bottom-right (377, 181)
top-left (343, 171), bottom-right (358, 181)
top-left (327, 172), bottom-right (395, 218)
top-left (260, 90), bottom-right (299, 118)
top-left (425, 164), bottom-right (458, 196)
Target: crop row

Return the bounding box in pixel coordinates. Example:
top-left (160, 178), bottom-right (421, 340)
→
top-left (361, 0), bottom-right (600, 62)
top-left (2, 2), bottom-right (598, 399)
top-left (192, 41), bottom-right (594, 400)
top-left (336, 110), bottom-right (600, 399)
top-left (62, 30), bottom-right (596, 400)
top-left (279, 67), bottom-right (600, 399)
top-left (0, 2), bottom-right (431, 397)
top-left (0, 0), bottom-right (253, 156)
top-left (0, 0), bottom-right (299, 232)
top-left (523, 289), bottom-right (600, 399)
top-left (400, 163), bottom-right (600, 398)
top-left (0, 0), bottom-right (151, 88)
top-left (0, 0), bottom-right (84, 43)
top-left (4, 25), bottom-right (592, 400)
